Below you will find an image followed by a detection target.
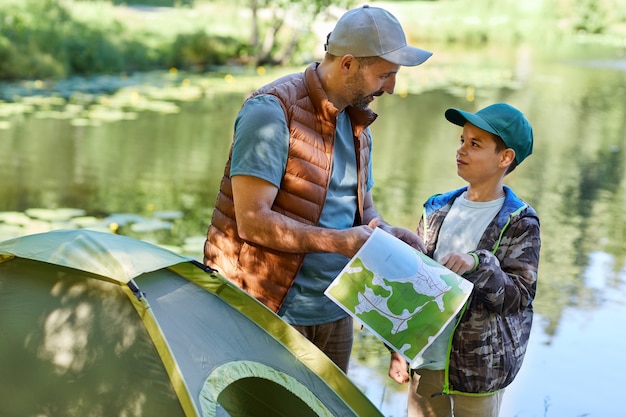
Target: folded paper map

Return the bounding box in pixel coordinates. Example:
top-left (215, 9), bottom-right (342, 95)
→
top-left (325, 228), bottom-right (474, 365)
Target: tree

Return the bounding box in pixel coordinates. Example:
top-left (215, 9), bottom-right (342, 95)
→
top-left (248, 0), bottom-right (355, 66)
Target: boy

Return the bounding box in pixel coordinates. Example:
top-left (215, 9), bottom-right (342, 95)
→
top-left (388, 103), bottom-right (541, 417)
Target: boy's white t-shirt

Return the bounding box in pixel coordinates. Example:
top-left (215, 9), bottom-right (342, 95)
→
top-left (415, 192), bottom-right (505, 370)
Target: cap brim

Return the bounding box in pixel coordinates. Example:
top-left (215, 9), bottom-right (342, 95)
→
top-left (381, 46), bottom-right (432, 66)
top-left (444, 108), bottom-right (499, 137)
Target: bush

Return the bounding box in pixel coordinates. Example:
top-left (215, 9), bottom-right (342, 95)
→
top-left (170, 31), bottom-right (244, 70)
top-left (0, 0), bottom-right (245, 80)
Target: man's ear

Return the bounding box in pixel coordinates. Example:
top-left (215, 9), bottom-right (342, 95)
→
top-left (339, 54), bottom-right (356, 74)
top-left (500, 148), bottom-right (516, 168)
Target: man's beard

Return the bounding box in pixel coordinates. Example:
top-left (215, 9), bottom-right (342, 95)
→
top-left (345, 70), bottom-right (372, 110)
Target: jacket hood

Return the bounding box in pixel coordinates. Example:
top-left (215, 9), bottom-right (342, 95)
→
top-left (425, 186), bottom-right (538, 229)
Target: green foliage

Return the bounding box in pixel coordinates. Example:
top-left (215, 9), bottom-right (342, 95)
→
top-left (572, 0), bottom-right (610, 33)
top-left (0, 0), bottom-right (244, 80)
top-left (547, 0), bottom-right (614, 34)
top-left (0, 1), bottom-right (129, 79)
top-left (246, 0), bottom-right (356, 66)
top-left (110, 0), bottom-right (194, 5)
top-left (383, 0), bottom-right (545, 46)
top-left (0, 1), bottom-right (66, 78)
top-left (170, 31), bottom-right (244, 71)
top-left (62, 28), bottom-right (124, 74)
top-left (0, 0), bottom-right (624, 80)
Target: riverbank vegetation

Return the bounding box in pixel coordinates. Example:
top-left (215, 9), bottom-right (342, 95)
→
top-left (0, 0), bottom-right (624, 81)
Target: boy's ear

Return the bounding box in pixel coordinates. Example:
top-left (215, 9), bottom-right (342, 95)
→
top-left (500, 148), bottom-right (516, 168)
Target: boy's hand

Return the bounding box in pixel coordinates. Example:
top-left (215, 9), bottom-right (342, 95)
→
top-left (388, 352), bottom-right (410, 384)
top-left (439, 252), bottom-right (475, 275)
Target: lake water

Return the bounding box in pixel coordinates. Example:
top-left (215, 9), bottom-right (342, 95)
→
top-left (1, 42), bottom-right (626, 416)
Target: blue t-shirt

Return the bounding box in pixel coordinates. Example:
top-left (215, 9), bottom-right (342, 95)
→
top-left (231, 95), bottom-right (374, 325)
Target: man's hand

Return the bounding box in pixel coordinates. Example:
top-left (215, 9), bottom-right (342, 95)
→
top-left (362, 191), bottom-right (425, 252)
top-left (368, 219), bottom-right (426, 253)
top-left (387, 225), bottom-right (426, 253)
top-left (339, 224), bottom-right (375, 258)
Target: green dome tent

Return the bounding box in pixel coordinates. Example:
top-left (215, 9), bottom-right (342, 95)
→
top-left (0, 229), bottom-right (383, 417)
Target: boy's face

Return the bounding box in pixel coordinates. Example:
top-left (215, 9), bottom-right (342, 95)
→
top-left (456, 123), bottom-right (510, 184)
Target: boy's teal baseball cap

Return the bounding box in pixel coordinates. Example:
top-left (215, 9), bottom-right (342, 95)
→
top-left (445, 103), bottom-right (534, 165)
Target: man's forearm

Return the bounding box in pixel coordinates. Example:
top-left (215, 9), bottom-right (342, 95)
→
top-left (237, 209), bottom-right (372, 258)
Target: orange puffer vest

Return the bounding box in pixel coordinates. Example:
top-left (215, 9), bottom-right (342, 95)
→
top-left (204, 62), bottom-right (377, 313)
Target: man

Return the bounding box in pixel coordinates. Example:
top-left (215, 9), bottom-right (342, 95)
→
top-left (204, 5), bottom-right (432, 372)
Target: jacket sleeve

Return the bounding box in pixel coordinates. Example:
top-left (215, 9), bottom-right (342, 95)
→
top-left (466, 215), bottom-right (541, 315)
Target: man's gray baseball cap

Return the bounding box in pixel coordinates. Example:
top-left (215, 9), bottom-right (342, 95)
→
top-left (326, 5), bottom-right (432, 66)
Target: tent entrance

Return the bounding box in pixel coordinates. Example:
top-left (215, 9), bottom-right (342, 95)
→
top-left (201, 361), bottom-right (334, 417)
top-left (218, 377), bottom-right (318, 417)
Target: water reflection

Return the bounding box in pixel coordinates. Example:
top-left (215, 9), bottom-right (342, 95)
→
top-left (349, 249), bottom-right (626, 417)
top-left (500, 251), bottom-right (626, 417)
top-left (2, 46), bottom-right (626, 416)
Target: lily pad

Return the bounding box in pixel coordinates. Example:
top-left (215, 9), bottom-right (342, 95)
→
top-left (25, 208), bottom-right (86, 221)
top-left (130, 219), bottom-right (172, 233)
top-left (0, 211), bottom-right (32, 226)
top-left (104, 213), bottom-right (148, 227)
top-left (153, 210), bottom-right (183, 220)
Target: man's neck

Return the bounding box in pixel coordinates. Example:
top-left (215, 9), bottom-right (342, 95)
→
top-left (316, 60), bottom-right (347, 111)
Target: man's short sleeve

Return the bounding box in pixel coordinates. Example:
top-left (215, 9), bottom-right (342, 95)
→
top-left (231, 95), bottom-right (289, 188)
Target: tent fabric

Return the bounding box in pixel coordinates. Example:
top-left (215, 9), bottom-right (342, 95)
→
top-left (0, 229), bottom-right (384, 417)
top-left (169, 261), bottom-right (383, 417)
top-left (123, 275), bottom-right (199, 417)
top-left (135, 264), bottom-right (375, 416)
top-left (0, 257), bottom-right (187, 417)
top-left (0, 228), bottom-right (189, 283)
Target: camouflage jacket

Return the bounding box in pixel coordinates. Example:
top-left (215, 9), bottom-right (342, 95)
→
top-left (419, 185), bottom-right (541, 394)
